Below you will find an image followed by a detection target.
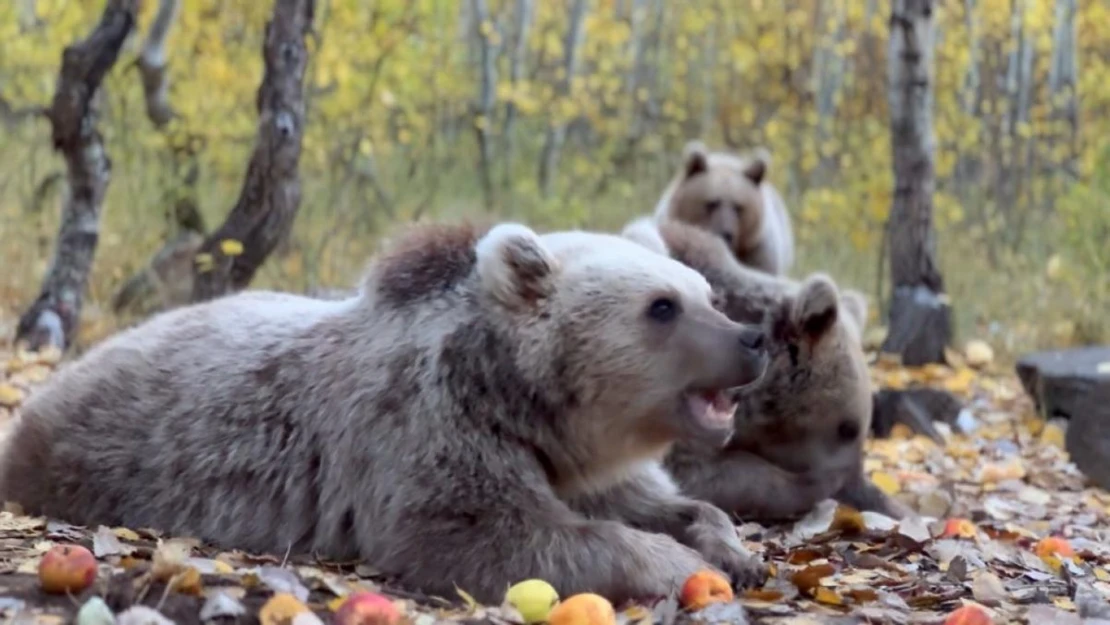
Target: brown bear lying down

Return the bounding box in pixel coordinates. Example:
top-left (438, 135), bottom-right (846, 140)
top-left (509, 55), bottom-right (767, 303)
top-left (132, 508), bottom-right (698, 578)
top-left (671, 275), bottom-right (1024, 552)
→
top-left (0, 222), bottom-right (775, 605)
top-left (623, 217), bottom-right (911, 521)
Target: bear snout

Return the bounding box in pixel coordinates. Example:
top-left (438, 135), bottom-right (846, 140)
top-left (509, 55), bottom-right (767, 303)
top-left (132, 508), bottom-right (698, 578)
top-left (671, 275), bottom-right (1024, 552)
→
top-left (738, 326), bottom-right (764, 351)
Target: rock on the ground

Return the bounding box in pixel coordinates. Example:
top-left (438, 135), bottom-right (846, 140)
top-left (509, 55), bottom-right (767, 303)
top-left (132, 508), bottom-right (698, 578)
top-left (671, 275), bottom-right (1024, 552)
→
top-left (872, 387), bottom-right (963, 443)
top-left (1016, 346), bottom-right (1110, 490)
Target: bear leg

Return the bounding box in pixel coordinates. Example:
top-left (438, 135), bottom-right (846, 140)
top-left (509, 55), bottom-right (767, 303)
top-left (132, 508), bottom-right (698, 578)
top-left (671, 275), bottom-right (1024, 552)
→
top-left (568, 462), bottom-right (767, 588)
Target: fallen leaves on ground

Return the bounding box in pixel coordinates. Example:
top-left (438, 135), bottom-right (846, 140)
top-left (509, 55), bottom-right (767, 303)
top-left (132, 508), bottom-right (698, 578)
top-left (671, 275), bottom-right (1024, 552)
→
top-left (2, 341), bottom-right (1110, 624)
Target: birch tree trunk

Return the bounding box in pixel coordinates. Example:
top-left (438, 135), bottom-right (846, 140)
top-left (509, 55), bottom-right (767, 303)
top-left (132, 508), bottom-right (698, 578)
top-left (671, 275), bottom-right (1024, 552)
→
top-left (537, 0), bottom-right (588, 197)
top-left (470, 0), bottom-right (498, 210)
top-left (881, 0), bottom-right (952, 367)
top-left (500, 0), bottom-right (533, 191)
top-left (1048, 0), bottom-right (1079, 178)
top-left (190, 0), bottom-right (316, 303)
top-left (14, 0), bottom-right (139, 351)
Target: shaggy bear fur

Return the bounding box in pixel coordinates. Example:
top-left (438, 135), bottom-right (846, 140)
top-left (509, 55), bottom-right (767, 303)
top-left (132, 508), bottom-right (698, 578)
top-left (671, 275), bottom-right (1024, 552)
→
top-left (0, 221), bottom-right (773, 604)
top-left (654, 141), bottom-right (795, 276)
top-left (622, 217), bottom-right (910, 521)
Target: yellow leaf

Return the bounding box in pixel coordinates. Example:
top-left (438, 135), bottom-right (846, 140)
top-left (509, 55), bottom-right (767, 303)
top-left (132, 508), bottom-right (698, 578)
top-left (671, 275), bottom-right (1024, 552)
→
top-left (111, 527), bottom-right (140, 541)
top-left (813, 587), bottom-right (844, 606)
top-left (259, 593), bottom-right (310, 625)
top-left (194, 253), bottom-right (215, 273)
top-left (890, 423), bottom-right (916, 440)
top-left (1040, 423), bottom-right (1066, 449)
top-left (456, 586), bottom-right (479, 612)
top-left (219, 239), bottom-right (244, 257)
top-left (1095, 568), bottom-right (1110, 582)
top-left (169, 567), bottom-right (204, 595)
top-left (980, 459), bottom-right (1026, 483)
top-left (964, 340), bottom-right (994, 368)
top-left (943, 367), bottom-right (977, 395)
top-left (326, 596), bottom-right (346, 612)
top-left (0, 384), bottom-right (24, 407)
top-left (830, 505), bottom-right (866, 534)
top-left (1053, 596), bottom-right (1077, 611)
top-left (870, 471), bottom-right (901, 496)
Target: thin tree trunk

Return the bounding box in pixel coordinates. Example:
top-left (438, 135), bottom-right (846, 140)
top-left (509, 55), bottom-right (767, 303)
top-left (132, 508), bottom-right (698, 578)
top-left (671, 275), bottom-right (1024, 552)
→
top-left (470, 0), bottom-right (498, 210)
top-left (14, 0), bottom-right (139, 351)
top-left (1048, 0), bottom-right (1079, 178)
top-left (190, 0), bottom-right (316, 303)
top-left (881, 0), bottom-right (952, 367)
top-left (500, 0), bottom-right (533, 191)
top-left (537, 0), bottom-right (588, 197)
top-left (812, 0), bottom-right (847, 184)
top-left (112, 0), bottom-right (207, 316)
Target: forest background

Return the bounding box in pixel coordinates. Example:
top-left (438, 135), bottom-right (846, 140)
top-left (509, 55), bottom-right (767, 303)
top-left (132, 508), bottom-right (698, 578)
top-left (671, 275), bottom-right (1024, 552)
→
top-left (0, 0), bottom-right (1106, 360)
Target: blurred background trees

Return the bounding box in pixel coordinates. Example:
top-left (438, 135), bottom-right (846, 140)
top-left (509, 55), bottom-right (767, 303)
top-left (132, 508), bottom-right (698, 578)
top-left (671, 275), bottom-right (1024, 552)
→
top-left (0, 0), bottom-right (1106, 357)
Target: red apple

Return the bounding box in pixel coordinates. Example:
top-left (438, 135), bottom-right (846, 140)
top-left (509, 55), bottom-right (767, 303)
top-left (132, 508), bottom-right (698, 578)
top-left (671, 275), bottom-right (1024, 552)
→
top-left (38, 544), bottom-right (98, 594)
top-left (332, 591), bottom-right (400, 625)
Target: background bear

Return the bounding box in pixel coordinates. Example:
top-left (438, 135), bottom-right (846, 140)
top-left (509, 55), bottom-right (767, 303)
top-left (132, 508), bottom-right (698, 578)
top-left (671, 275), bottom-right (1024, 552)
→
top-left (653, 141), bottom-right (795, 277)
top-left (0, 221), bottom-right (772, 604)
top-left (622, 216), bottom-right (910, 521)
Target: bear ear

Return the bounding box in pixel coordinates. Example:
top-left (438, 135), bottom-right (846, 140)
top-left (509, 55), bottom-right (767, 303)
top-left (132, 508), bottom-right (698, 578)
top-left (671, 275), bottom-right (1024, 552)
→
top-left (620, 216), bottom-right (670, 257)
top-left (476, 223), bottom-right (558, 310)
top-left (839, 289), bottom-right (869, 332)
top-left (742, 148), bottom-right (771, 185)
top-left (682, 140), bottom-right (710, 178)
top-left (791, 274), bottom-right (840, 341)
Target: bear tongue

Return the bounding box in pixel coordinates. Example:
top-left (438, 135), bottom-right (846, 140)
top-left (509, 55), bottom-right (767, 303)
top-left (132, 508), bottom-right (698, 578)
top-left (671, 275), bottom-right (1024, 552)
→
top-left (687, 390), bottom-right (737, 428)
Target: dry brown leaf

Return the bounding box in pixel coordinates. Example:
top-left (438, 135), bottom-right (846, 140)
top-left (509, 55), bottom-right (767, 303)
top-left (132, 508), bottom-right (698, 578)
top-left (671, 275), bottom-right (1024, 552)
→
top-left (742, 588), bottom-right (785, 602)
top-left (790, 563), bottom-right (836, 593)
top-left (259, 593), bottom-right (311, 625)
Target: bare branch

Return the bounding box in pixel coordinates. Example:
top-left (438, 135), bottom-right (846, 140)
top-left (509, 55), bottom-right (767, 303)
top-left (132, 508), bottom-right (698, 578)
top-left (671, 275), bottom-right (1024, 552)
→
top-left (137, 0), bottom-right (180, 128)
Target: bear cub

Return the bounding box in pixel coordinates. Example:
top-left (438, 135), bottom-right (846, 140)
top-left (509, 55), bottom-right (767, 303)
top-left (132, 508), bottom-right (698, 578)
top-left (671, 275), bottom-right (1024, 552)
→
top-left (622, 217), bottom-right (909, 521)
top-left (0, 221), bottom-right (773, 604)
top-left (654, 141), bottom-right (795, 277)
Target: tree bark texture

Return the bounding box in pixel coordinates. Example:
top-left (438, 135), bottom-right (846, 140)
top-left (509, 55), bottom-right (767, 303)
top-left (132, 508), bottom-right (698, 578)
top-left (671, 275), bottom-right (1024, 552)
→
top-left (14, 0), bottom-right (139, 351)
top-left (470, 0), bottom-right (498, 211)
top-left (190, 0), bottom-right (316, 303)
top-left (881, 0), bottom-right (952, 366)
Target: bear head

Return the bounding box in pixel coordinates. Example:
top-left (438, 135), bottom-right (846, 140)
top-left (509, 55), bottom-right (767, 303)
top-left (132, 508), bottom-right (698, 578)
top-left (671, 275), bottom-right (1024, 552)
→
top-left (622, 217), bottom-right (872, 478)
top-left (735, 275), bottom-right (873, 477)
top-left (472, 223), bottom-right (770, 451)
top-left (657, 141), bottom-right (772, 259)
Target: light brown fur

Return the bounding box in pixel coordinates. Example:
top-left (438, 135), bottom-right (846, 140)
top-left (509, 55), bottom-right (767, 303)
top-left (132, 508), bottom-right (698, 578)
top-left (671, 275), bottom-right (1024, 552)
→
top-left (0, 220), bottom-right (773, 605)
top-left (622, 217), bottom-right (909, 520)
top-left (654, 141), bottom-right (795, 276)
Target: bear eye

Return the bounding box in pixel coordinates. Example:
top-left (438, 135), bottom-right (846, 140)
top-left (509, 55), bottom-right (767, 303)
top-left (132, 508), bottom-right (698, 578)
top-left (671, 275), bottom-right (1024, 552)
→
top-left (647, 297), bottom-right (680, 323)
top-left (837, 420), bottom-right (860, 441)
top-left (704, 199), bottom-right (722, 213)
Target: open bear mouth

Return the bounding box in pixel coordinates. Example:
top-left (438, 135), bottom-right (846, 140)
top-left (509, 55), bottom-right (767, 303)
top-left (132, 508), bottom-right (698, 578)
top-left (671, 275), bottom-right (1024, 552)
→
top-left (682, 389), bottom-right (739, 430)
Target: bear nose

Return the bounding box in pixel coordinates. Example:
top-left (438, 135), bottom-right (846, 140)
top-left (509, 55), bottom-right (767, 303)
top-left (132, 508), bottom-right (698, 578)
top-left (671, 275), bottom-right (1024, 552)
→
top-left (738, 327), bottom-right (764, 351)
top-left (720, 232), bottom-right (734, 245)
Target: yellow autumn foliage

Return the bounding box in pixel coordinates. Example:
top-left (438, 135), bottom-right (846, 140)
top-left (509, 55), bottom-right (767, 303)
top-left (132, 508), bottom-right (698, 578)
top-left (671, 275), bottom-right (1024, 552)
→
top-left (0, 0), bottom-right (1105, 355)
